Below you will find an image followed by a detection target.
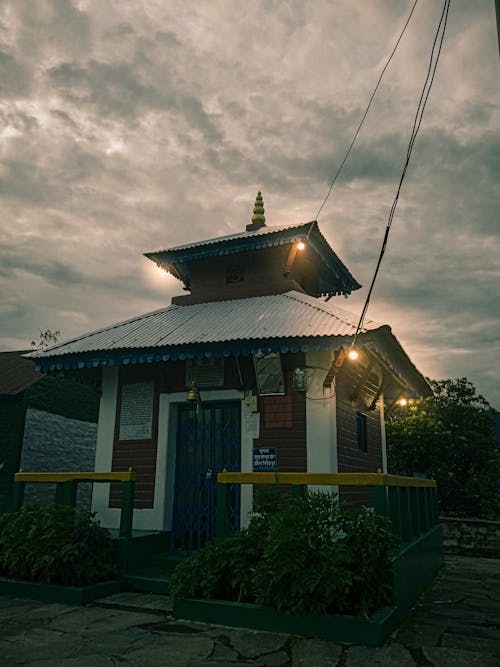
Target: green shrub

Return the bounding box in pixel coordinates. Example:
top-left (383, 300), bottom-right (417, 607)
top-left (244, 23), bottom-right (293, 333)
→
top-left (171, 492), bottom-right (395, 616)
top-left (170, 514), bottom-right (268, 603)
top-left (0, 504), bottom-right (118, 586)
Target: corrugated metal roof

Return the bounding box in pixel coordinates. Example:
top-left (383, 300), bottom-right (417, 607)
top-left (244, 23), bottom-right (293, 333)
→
top-left (30, 291), bottom-right (380, 359)
top-left (0, 350), bottom-right (42, 395)
top-left (149, 222), bottom-right (313, 254)
top-left (28, 291), bottom-right (431, 397)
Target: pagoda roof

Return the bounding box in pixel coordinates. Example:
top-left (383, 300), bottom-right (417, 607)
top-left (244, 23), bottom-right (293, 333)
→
top-left (144, 221), bottom-right (361, 297)
top-left (28, 291), bottom-right (430, 397)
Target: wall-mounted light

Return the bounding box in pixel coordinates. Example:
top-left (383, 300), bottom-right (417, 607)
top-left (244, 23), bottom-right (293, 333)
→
top-left (284, 241), bottom-right (306, 275)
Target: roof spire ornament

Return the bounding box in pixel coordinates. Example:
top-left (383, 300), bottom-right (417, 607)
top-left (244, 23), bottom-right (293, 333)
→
top-left (246, 191), bottom-right (267, 231)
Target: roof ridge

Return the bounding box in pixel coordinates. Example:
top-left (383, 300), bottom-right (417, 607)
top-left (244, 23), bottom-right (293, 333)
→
top-left (282, 291), bottom-right (380, 332)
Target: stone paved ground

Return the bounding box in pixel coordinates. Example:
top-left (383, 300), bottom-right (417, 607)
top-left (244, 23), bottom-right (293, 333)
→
top-left (0, 555), bottom-right (498, 666)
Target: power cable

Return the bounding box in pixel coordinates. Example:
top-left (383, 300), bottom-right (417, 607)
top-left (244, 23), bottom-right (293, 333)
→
top-left (350, 0), bottom-right (451, 351)
top-left (315, 0), bottom-right (420, 221)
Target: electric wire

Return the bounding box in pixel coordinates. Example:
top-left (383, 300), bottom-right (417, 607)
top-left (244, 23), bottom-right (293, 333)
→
top-left (315, 0), bottom-right (420, 221)
top-left (350, 0), bottom-right (451, 351)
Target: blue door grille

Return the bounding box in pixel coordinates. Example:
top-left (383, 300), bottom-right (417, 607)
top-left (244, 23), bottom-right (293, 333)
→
top-left (173, 401), bottom-right (241, 550)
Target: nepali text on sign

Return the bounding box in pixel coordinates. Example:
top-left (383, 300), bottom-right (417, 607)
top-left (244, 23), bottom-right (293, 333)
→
top-left (253, 447), bottom-right (278, 472)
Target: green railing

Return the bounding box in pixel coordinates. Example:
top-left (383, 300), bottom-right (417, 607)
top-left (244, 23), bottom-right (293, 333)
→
top-left (216, 471), bottom-right (439, 544)
top-left (11, 470), bottom-right (136, 538)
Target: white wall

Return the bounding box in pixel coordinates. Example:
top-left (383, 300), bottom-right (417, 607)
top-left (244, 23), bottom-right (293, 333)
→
top-left (91, 377), bottom-right (252, 533)
top-left (91, 367), bottom-right (119, 529)
top-left (305, 350), bottom-right (338, 493)
top-left (379, 392), bottom-right (388, 473)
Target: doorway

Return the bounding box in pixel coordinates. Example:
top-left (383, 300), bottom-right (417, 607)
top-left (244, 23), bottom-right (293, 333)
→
top-left (173, 401), bottom-right (241, 550)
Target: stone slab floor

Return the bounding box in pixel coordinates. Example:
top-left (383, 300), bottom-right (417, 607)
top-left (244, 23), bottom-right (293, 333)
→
top-left (0, 555), bottom-right (498, 666)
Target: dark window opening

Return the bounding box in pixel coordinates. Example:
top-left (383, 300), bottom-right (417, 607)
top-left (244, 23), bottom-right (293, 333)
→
top-left (356, 412), bottom-right (368, 452)
top-left (226, 265), bottom-right (244, 283)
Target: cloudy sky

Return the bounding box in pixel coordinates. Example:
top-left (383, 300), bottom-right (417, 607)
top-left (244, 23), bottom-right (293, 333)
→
top-left (0, 0), bottom-right (499, 407)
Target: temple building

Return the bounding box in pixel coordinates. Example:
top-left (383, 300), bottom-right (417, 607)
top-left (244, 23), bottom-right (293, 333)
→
top-left (31, 193), bottom-right (430, 549)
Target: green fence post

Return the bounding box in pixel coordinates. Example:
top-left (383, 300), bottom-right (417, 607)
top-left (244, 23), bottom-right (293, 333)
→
top-left (216, 482), bottom-right (230, 538)
top-left (425, 487), bottom-right (434, 528)
top-left (420, 486), bottom-right (429, 532)
top-left (388, 486), bottom-right (402, 540)
top-left (409, 487), bottom-right (420, 538)
top-left (119, 480), bottom-right (135, 538)
top-left (399, 487), bottom-right (412, 542)
top-left (430, 486), bottom-right (439, 525)
top-left (11, 480), bottom-right (25, 512)
top-left (292, 484), bottom-right (306, 500)
top-left (372, 485), bottom-right (389, 517)
top-left (55, 482), bottom-right (65, 505)
top-left (62, 480), bottom-right (77, 507)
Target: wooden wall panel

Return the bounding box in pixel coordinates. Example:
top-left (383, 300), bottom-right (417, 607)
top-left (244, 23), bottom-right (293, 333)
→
top-left (109, 366), bottom-right (160, 509)
top-left (336, 362), bottom-right (383, 507)
top-left (253, 353), bottom-right (307, 472)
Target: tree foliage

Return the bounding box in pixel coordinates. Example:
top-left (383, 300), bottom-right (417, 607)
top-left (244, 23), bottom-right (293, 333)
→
top-left (387, 378), bottom-right (499, 519)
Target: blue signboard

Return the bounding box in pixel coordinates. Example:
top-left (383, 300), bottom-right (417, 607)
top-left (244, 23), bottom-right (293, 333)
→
top-left (253, 447), bottom-right (278, 472)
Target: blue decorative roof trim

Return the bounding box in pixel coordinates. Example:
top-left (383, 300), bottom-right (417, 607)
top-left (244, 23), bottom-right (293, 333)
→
top-left (33, 335), bottom-right (347, 373)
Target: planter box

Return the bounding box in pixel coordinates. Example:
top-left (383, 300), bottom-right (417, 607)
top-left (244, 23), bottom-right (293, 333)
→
top-left (173, 597), bottom-right (403, 646)
top-left (173, 527), bottom-right (444, 646)
top-left (0, 577), bottom-right (122, 605)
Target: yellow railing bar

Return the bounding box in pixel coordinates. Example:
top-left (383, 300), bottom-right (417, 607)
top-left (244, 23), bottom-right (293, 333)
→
top-left (14, 470), bottom-right (135, 483)
top-left (217, 472), bottom-right (436, 488)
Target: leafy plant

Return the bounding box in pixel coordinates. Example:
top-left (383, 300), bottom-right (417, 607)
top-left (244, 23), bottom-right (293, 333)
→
top-left (171, 492), bottom-right (395, 616)
top-left (0, 504), bottom-right (118, 585)
top-left (170, 515), bottom-right (268, 603)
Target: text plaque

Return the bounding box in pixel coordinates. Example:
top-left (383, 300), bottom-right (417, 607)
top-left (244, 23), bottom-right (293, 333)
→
top-left (119, 382), bottom-right (154, 440)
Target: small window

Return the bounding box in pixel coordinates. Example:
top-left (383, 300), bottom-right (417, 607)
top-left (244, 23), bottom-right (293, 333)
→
top-left (226, 265), bottom-right (244, 283)
top-left (186, 358), bottom-right (224, 387)
top-left (356, 412), bottom-right (368, 452)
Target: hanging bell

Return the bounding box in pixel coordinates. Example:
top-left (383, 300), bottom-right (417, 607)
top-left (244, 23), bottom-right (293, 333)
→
top-left (187, 381), bottom-right (199, 402)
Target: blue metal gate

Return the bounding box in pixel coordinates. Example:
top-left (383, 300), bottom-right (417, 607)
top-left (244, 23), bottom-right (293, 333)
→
top-left (173, 401), bottom-right (241, 550)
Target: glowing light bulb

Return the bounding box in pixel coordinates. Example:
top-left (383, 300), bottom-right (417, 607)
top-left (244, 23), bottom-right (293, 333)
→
top-left (348, 349), bottom-right (359, 361)
top-left (297, 241), bottom-right (305, 250)
top-left (398, 398), bottom-right (408, 407)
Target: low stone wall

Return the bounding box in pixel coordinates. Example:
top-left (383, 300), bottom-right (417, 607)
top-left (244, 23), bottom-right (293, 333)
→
top-left (440, 516), bottom-right (500, 558)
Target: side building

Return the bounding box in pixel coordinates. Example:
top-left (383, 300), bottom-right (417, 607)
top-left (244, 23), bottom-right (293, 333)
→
top-left (0, 351), bottom-right (99, 511)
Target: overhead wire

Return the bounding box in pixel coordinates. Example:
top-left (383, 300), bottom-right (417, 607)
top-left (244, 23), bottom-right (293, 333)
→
top-left (350, 0), bottom-right (451, 351)
top-left (315, 0), bottom-right (420, 221)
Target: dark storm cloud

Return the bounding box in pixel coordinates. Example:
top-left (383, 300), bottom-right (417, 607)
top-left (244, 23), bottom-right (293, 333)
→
top-left (0, 51), bottom-right (32, 97)
top-left (3, 0), bottom-right (91, 61)
top-left (47, 59), bottom-right (223, 142)
top-left (0, 0), bottom-right (498, 406)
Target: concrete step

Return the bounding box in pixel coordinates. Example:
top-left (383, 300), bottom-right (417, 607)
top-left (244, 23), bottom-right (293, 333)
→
top-left (123, 566), bottom-right (172, 595)
top-left (123, 552), bottom-right (190, 594)
top-left (151, 552), bottom-right (189, 572)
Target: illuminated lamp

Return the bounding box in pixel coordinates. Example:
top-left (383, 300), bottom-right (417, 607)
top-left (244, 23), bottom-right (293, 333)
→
top-left (297, 241), bottom-right (305, 251)
top-left (347, 349), bottom-right (359, 361)
top-left (398, 398), bottom-right (408, 407)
